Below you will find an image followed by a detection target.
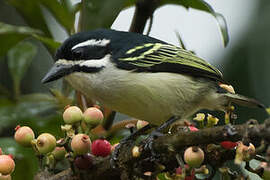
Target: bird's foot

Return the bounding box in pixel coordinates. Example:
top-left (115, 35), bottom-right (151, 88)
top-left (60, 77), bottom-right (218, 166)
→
top-left (142, 130), bottom-right (164, 159)
top-left (224, 123), bottom-right (237, 136)
top-left (110, 124), bottom-right (152, 168)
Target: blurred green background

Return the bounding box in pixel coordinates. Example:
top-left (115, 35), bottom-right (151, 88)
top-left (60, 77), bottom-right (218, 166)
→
top-left (0, 0), bottom-right (268, 179)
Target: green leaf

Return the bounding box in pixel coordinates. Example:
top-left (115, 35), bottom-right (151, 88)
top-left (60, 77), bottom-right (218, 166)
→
top-left (0, 22), bottom-right (60, 57)
top-left (7, 41), bottom-right (37, 97)
top-left (39, 0), bottom-right (75, 34)
top-left (0, 22), bottom-right (41, 57)
top-left (5, 0), bottom-right (52, 37)
top-left (33, 34), bottom-right (61, 54)
top-left (160, 0), bottom-right (229, 47)
top-left (79, 0), bottom-right (126, 31)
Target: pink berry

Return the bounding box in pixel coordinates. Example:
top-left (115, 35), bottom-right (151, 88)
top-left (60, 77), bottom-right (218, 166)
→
top-left (71, 134), bottom-right (91, 155)
top-left (175, 166), bottom-right (182, 174)
top-left (14, 126), bottom-right (35, 147)
top-left (188, 125), bottom-right (199, 132)
top-left (83, 107), bottom-right (104, 127)
top-left (0, 155), bottom-right (15, 175)
top-left (91, 139), bottom-right (111, 157)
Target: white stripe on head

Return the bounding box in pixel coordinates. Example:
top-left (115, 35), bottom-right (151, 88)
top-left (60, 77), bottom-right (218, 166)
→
top-left (79, 55), bottom-right (111, 68)
top-left (71, 39), bottom-right (110, 50)
top-left (56, 55), bottom-right (111, 69)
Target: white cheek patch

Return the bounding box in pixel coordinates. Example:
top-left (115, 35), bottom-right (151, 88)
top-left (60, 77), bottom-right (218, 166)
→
top-left (56, 55), bottom-right (111, 69)
top-left (71, 39), bottom-right (110, 50)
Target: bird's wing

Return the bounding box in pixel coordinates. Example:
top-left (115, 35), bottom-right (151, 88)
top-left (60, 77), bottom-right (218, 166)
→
top-left (116, 43), bottom-right (224, 82)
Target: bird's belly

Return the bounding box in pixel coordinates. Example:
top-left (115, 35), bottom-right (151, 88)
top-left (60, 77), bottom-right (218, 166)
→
top-left (65, 70), bottom-right (216, 125)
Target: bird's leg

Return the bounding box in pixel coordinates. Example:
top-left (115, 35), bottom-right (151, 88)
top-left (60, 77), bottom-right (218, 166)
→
top-left (110, 123), bottom-right (153, 168)
top-left (110, 116), bottom-right (179, 168)
top-left (143, 116), bottom-right (180, 156)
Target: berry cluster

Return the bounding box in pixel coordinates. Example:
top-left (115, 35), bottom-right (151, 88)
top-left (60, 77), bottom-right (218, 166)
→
top-left (13, 106), bottom-right (113, 172)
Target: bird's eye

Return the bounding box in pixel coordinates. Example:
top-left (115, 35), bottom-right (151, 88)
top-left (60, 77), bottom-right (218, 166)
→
top-left (72, 48), bottom-right (84, 59)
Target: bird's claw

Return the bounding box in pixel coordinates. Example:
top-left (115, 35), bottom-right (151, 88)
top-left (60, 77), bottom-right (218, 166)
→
top-left (224, 124), bottom-right (237, 136)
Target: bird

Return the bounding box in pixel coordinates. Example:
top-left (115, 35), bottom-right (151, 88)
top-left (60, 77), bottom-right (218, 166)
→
top-left (42, 29), bottom-right (264, 127)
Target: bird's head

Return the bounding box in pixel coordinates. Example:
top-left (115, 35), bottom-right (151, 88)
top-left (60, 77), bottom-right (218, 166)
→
top-left (41, 29), bottom-right (114, 83)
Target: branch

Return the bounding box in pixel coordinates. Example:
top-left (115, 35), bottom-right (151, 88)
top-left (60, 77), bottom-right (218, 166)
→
top-left (36, 118), bottom-right (270, 179)
top-left (129, 0), bottom-right (160, 33)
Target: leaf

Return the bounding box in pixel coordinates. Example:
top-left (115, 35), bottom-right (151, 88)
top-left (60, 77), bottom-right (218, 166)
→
top-left (160, 0), bottom-right (229, 47)
top-left (39, 0), bottom-right (75, 34)
top-left (0, 22), bottom-right (60, 57)
top-left (5, 0), bottom-right (52, 37)
top-left (80, 0), bottom-right (126, 31)
top-left (33, 34), bottom-right (61, 54)
top-left (7, 41), bottom-right (37, 97)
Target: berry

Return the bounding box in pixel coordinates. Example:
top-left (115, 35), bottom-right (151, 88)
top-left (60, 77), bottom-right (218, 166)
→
top-left (63, 106), bottom-right (83, 124)
top-left (188, 125), bottom-right (199, 132)
top-left (0, 155), bottom-right (15, 175)
top-left (14, 126), bottom-right (35, 147)
top-left (220, 141), bottom-right (238, 149)
top-left (83, 107), bottom-right (103, 127)
top-left (0, 175), bottom-right (11, 180)
top-left (74, 153), bottom-right (93, 169)
top-left (136, 120), bottom-right (149, 130)
top-left (91, 139), bottom-right (111, 157)
top-left (71, 134), bottom-right (91, 155)
top-left (184, 146), bottom-right (204, 168)
top-left (36, 133), bottom-right (56, 154)
top-left (175, 166), bottom-right (182, 174)
top-left (52, 147), bottom-right (67, 160)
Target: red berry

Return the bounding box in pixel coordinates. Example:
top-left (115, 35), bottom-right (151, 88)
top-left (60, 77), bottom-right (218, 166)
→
top-left (14, 126), bottom-right (35, 147)
top-left (74, 153), bottom-right (93, 169)
top-left (91, 139), bottom-right (111, 157)
top-left (0, 155), bottom-right (15, 175)
top-left (0, 148), bottom-right (2, 155)
top-left (220, 141), bottom-right (238, 149)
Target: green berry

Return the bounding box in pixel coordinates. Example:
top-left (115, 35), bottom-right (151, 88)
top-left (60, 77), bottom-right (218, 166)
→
top-left (63, 106), bottom-right (83, 124)
top-left (36, 133), bottom-right (56, 154)
top-left (52, 147), bottom-right (67, 161)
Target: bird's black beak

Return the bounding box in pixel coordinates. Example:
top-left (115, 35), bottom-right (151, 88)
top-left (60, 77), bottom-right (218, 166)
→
top-left (42, 63), bottom-right (74, 84)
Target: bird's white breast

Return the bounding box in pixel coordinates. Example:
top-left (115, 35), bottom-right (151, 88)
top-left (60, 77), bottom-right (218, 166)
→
top-left (65, 63), bottom-right (221, 125)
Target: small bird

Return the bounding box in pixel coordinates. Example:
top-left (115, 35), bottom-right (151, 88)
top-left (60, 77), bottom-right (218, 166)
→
top-left (42, 29), bottom-right (263, 127)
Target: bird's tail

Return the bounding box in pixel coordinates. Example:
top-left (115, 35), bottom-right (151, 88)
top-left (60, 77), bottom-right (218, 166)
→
top-left (224, 93), bottom-right (265, 109)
